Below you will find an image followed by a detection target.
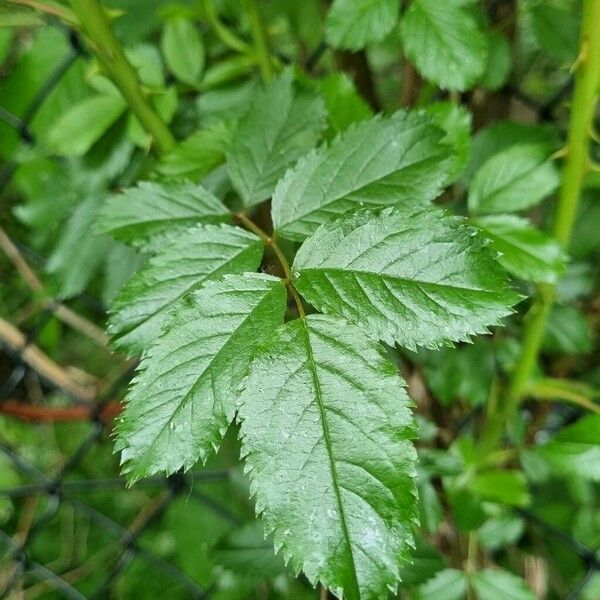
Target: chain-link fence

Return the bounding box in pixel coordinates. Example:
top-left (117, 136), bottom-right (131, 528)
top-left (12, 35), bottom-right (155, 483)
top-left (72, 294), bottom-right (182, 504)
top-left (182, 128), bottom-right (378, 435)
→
top-left (0, 12), bottom-right (598, 600)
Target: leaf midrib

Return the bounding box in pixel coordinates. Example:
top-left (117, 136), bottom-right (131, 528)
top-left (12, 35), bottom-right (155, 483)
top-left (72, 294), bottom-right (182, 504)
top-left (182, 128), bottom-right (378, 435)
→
top-left (298, 266), bottom-right (502, 296)
top-left (301, 318), bottom-right (361, 598)
top-left (146, 283), bottom-right (282, 454)
top-left (112, 238), bottom-right (261, 340)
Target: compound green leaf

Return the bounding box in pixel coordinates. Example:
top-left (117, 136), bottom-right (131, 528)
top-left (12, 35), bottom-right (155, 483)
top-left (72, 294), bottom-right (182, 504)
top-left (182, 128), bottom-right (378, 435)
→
top-left (538, 415), bottom-right (600, 481)
top-left (161, 18), bottom-right (205, 86)
top-left (400, 0), bottom-right (488, 91)
top-left (474, 215), bottom-right (565, 284)
top-left (97, 181), bottom-right (229, 247)
top-left (415, 568), bottom-right (467, 600)
top-left (293, 208), bottom-right (520, 349)
top-left (468, 144), bottom-right (560, 214)
top-left (238, 314), bottom-right (417, 600)
top-left (471, 569), bottom-right (536, 600)
top-left (117, 273), bottom-right (286, 481)
top-left (272, 111), bottom-right (450, 241)
top-left (227, 71), bottom-right (326, 207)
top-left (325, 0), bottom-right (400, 50)
top-left (108, 224), bottom-right (263, 354)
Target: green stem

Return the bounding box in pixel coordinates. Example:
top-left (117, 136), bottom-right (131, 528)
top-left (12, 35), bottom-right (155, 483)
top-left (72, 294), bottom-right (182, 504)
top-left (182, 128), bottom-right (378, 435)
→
top-left (504, 0), bottom-right (600, 421)
top-left (69, 0), bottom-right (175, 155)
top-left (235, 213), bottom-right (305, 317)
top-left (243, 0), bottom-right (272, 83)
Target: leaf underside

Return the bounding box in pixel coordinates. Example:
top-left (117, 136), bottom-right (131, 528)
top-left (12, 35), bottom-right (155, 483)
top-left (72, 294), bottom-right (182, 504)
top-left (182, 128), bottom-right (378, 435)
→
top-left (117, 273), bottom-right (287, 481)
top-left (108, 224), bottom-right (263, 354)
top-left (293, 207), bottom-right (521, 350)
top-left (239, 314), bottom-right (417, 600)
top-left (272, 111), bottom-right (451, 241)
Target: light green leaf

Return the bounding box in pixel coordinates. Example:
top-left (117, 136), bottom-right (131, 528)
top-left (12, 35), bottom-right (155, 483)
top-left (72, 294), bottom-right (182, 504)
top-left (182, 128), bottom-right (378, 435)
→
top-left (213, 521), bottom-right (286, 579)
top-left (471, 569), bottom-right (536, 600)
top-left (47, 194), bottom-right (110, 298)
top-left (325, 0), bottom-right (400, 50)
top-left (468, 144), bottom-right (560, 214)
top-left (420, 342), bottom-right (495, 406)
top-left (318, 73), bottom-right (373, 134)
top-left (474, 215), bottom-right (566, 284)
top-left (462, 121), bottom-right (560, 184)
top-left (543, 305), bottom-right (594, 355)
top-left (398, 536), bottom-right (444, 586)
top-left (423, 101), bottom-right (472, 180)
top-left (47, 95), bottom-right (126, 157)
top-left (154, 121), bottom-right (232, 181)
top-left (415, 568), bottom-right (467, 600)
top-left (161, 18), bottom-right (205, 86)
top-left (538, 415), bottom-right (600, 481)
top-left (227, 71), bottom-right (326, 207)
top-left (400, 0), bottom-right (488, 91)
top-left (471, 470), bottom-right (530, 507)
top-left (481, 31), bottom-right (512, 91)
top-left (97, 181), bottom-right (229, 247)
top-left (108, 224), bottom-right (263, 354)
top-left (117, 274), bottom-right (286, 481)
top-left (272, 111), bottom-right (450, 241)
top-left (528, 3), bottom-right (579, 64)
top-left (293, 208), bottom-right (520, 349)
top-left (238, 314), bottom-right (417, 600)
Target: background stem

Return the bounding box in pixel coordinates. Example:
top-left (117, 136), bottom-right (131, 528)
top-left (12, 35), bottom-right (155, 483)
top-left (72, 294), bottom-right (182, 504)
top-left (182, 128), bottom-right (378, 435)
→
top-left (243, 0), bottom-right (273, 83)
top-left (69, 0), bottom-right (175, 155)
top-left (504, 0), bottom-right (600, 421)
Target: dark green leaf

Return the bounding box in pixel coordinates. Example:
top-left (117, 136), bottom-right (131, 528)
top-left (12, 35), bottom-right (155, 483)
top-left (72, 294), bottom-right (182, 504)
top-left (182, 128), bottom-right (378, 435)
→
top-left (108, 224), bottom-right (264, 354)
top-left (227, 71), bottom-right (326, 207)
top-left (398, 536), bottom-right (444, 586)
top-left (238, 314), bottom-right (417, 600)
top-left (97, 181), bottom-right (229, 247)
top-left (293, 207), bottom-right (520, 349)
top-left (117, 273), bottom-right (286, 481)
top-left (272, 111), bottom-right (450, 241)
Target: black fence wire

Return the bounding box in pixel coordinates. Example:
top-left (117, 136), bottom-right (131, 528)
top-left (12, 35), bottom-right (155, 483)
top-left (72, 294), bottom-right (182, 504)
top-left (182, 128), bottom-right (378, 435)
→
top-left (0, 15), bottom-right (597, 600)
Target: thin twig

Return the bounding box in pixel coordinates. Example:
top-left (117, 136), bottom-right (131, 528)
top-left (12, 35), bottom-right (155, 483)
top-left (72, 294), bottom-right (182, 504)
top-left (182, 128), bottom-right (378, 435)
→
top-left (0, 226), bottom-right (110, 347)
top-left (0, 317), bottom-right (96, 403)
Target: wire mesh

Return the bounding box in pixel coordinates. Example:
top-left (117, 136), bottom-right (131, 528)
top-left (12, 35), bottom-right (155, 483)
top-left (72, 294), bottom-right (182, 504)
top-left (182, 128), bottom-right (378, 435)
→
top-left (0, 15), bottom-right (597, 600)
